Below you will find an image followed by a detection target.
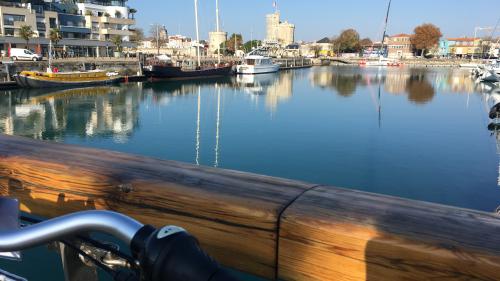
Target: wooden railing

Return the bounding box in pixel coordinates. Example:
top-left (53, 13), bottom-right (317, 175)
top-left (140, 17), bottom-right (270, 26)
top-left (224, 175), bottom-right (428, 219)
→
top-left (1, 134), bottom-right (500, 280)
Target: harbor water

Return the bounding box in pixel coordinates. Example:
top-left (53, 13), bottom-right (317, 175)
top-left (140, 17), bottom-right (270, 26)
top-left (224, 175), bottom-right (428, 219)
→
top-left (0, 65), bottom-right (499, 280)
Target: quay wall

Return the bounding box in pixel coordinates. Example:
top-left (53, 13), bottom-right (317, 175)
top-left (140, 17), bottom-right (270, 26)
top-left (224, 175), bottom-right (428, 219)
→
top-left (1, 134), bottom-right (500, 280)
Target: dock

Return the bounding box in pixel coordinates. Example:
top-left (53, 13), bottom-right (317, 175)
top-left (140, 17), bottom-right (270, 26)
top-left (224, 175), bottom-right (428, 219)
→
top-left (274, 58), bottom-right (313, 70)
top-left (1, 134), bottom-right (500, 280)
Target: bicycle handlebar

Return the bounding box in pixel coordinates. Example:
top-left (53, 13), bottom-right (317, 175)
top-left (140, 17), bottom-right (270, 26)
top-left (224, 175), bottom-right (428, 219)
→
top-left (0, 210), bottom-right (239, 281)
top-left (0, 210), bottom-right (143, 252)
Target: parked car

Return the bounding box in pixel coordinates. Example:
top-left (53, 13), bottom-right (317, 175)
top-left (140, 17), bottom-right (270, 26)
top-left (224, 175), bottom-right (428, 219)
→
top-left (9, 48), bottom-right (42, 61)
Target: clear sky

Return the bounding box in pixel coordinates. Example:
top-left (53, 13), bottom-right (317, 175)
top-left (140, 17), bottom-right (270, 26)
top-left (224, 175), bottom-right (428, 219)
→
top-left (129, 0), bottom-right (499, 42)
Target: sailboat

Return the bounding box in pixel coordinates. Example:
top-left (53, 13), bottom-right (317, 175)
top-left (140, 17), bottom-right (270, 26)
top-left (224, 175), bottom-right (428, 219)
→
top-left (14, 39), bottom-right (121, 88)
top-left (360, 0), bottom-right (401, 67)
top-left (144, 0), bottom-right (233, 79)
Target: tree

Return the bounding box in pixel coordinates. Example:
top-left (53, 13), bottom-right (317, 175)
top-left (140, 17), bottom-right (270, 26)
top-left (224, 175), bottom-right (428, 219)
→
top-left (49, 28), bottom-right (62, 45)
top-left (149, 24), bottom-right (168, 53)
top-left (222, 33), bottom-right (243, 55)
top-left (335, 29), bottom-right (360, 53)
top-left (129, 8), bottom-right (137, 19)
top-left (19, 25), bottom-right (35, 49)
top-left (130, 28), bottom-right (144, 44)
top-left (310, 45), bottom-right (322, 57)
top-left (411, 23), bottom-right (442, 57)
top-left (243, 40), bottom-right (261, 53)
top-left (359, 38), bottom-right (373, 49)
top-left (111, 35), bottom-right (123, 52)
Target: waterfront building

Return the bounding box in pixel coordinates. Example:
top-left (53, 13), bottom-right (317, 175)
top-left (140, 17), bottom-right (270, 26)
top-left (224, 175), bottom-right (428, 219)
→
top-left (300, 38), bottom-right (334, 57)
top-left (387, 34), bottom-right (414, 59)
top-left (0, 0), bottom-right (136, 58)
top-left (448, 37), bottom-right (481, 58)
top-left (137, 34), bottom-right (206, 57)
top-left (438, 39), bottom-right (450, 57)
top-left (265, 12), bottom-right (294, 46)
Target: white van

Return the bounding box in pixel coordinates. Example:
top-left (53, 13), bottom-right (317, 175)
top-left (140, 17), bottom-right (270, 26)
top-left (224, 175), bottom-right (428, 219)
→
top-left (9, 48), bottom-right (42, 61)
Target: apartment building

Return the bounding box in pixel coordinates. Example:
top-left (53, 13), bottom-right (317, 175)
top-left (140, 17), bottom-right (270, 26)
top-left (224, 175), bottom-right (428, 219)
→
top-left (0, 0), bottom-right (136, 57)
top-left (387, 34), bottom-right (414, 59)
top-left (448, 37), bottom-right (481, 58)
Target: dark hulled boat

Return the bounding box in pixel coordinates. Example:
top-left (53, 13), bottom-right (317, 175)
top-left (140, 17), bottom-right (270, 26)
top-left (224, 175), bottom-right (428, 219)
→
top-left (143, 64), bottom-right (233, 80)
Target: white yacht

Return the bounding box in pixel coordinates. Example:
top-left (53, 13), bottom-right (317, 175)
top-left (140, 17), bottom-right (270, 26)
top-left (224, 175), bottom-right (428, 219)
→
top-left (236, 55), bottom-right (280, 74)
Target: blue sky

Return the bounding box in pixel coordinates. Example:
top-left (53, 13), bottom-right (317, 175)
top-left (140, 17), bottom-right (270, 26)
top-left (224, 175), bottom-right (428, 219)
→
top-left (129, 0), bottom-right (499, 42)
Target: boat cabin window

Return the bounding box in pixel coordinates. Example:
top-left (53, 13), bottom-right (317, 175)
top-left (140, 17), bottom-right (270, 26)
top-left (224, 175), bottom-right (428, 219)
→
top-left (245, 59), bottom-right (256, 65)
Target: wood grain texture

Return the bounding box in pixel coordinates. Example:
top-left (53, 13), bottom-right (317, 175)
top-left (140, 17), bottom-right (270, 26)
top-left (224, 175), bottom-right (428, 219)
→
top-left (279, 186), bottom-right (500, 281)
top-left (4, 134), bottom-right (500, 281)
top-left (0, 134), bottom-right (313, 278)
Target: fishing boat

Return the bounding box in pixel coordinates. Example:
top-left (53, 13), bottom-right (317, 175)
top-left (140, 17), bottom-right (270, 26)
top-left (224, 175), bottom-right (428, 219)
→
top-left (143, 60), bottom-right (233, 79)
top-left (144, 0), bottom-right (233, 80)
top-left (14, 70), bottom-right (121, 88)
top-left (14, 40), bottom-right (120, 88)
top-left (236, 55), bottom-right (280, 74)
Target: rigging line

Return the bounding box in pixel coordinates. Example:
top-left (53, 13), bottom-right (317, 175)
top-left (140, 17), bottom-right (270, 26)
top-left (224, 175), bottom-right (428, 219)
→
top-left (196, 86), bottom-right (201, 165)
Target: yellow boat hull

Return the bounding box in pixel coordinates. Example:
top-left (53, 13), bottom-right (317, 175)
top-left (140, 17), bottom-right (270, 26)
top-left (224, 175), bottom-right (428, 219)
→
top-left (14, 71), bottom-right (121, 88)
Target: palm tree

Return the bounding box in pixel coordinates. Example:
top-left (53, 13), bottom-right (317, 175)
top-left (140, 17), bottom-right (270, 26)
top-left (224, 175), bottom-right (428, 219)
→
top-left (129, 8), bottom-right (137, 19)
top-left (49, 28), bottom-right (62, 46)
top-left (49, 28), bottom-right (62, 58)
top-left (19, 25), bottom-right (35, 49)
top-left (111, 35), bottom-right (123, 53)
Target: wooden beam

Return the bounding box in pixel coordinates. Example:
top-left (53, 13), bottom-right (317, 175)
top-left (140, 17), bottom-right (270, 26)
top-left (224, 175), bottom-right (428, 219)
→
top-left (0, 134), bottom-right (313, 279)
top-left (2, 134), bottom-right (500, 280)
top-left (279, 186), bottom-right (500, 281)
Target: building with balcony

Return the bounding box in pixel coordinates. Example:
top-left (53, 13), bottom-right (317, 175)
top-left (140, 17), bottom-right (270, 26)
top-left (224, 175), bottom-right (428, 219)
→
top-left (0, 0), bottom-right (136, 58)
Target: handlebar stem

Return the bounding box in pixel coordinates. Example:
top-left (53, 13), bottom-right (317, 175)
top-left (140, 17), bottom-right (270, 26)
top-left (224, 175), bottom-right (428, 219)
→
top-left (0, 210), bottom-right (143, 252)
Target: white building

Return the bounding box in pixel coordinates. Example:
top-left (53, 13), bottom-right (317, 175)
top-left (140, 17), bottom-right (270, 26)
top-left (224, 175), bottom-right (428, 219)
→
top-left (76, 1), bottom-right (135, 42)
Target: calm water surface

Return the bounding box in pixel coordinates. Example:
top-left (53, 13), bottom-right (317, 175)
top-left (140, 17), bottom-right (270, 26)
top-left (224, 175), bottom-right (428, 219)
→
top-left (1, 66), bottom-right (499, 212)
top-left (1, 66), bottom-right (499, 280)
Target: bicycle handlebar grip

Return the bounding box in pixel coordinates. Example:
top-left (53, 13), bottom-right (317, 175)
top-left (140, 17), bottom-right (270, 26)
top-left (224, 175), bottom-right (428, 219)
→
top-left (131, 225), bottom-right (240, 281)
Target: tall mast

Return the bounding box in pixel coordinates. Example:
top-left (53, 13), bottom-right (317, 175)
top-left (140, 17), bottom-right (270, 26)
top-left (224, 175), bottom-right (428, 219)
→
top-left (216, 0), bottom-right (221, 64)
top-left (48, 39), bottom-right (53, 71)
top-left (194, 0), bottom-right (201, 67)
top-left (380, 0), bottom-right (392, 57)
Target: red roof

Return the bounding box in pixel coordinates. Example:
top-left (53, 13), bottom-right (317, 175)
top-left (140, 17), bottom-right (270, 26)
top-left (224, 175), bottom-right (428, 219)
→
top-left (391, 33), bottom-right (411, 38)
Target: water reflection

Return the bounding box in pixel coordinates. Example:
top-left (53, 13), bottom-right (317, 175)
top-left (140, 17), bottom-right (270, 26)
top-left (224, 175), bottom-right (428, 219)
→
top-left (1, 67), bottom-right (499, 212)
top-left (0, 67), bottom-right (479, 143)
top-left (309, 67), bottom-right (475, 102)
top-left (235, 72), bottom-right (293, 112)
top-left (0, 87), bottom-right (140, 142)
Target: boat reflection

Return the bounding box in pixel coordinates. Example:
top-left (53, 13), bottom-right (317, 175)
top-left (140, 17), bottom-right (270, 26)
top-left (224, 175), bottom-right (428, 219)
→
top-left (236, 72), bottom-right (293, 112)
top-left (0, 86), bottom-right (137, 142)
top-left (0, 67), bottom-right (484, 145)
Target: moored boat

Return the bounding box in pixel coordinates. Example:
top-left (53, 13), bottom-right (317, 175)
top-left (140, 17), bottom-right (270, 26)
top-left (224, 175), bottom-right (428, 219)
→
top-left (14, 70), bottom-right (121, 88)
top-left (143, 62), bottom-right (233, 79)
top-left (236, 55), bottom-right (280, 74)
